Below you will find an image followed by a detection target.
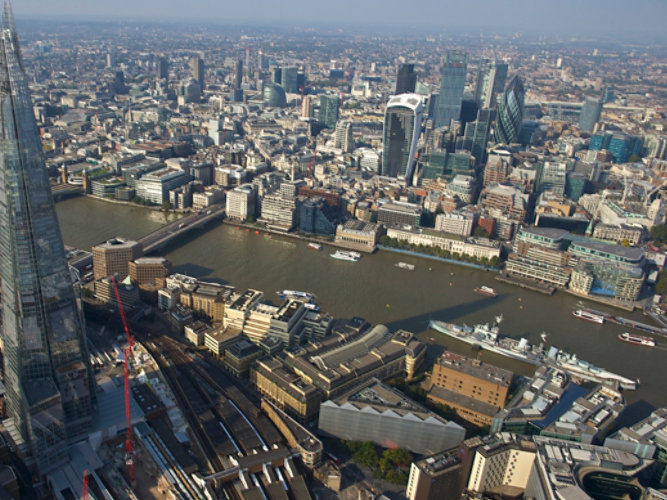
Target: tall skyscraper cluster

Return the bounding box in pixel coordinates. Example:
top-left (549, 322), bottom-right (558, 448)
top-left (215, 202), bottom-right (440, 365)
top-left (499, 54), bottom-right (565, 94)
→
top-left (0, 3), bottom-right (94, 473)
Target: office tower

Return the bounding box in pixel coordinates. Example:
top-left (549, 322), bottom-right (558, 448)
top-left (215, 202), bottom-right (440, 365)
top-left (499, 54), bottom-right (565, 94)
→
top-left (474, 60), bottom-right (508, 109)
top-left (301, 95), bottom-right (312, 118)
top-left (579, 97), bottom-right (602, 132)
top-left (494, 75), bottom-right (525, 145)
top-left (0, 4), bottom-right (94, 473)
top-left (244, 46), bottom-right (251, 73)
top-left (334, 121), bottom-right (354, 153)
top-left (92, 238), bottom-right (143, 281)
top-left (381, 94), bottom-right (423, 184)
top-left (434, 50), bottom-right (468, 129)
top-left (280, 66), bottom-right (298, 93)
top-left (111, 70), bottom-right (127, 94)
top-left (271, 67), bottom-right (281, 84)
top-left (317, 94), bottom-right (340, 129)
top-left (458, 108), bottom-right (495, 167)
top-left (157, 57), bottom-right (169, 80)
top-left (395, 63), bottom-right (417, 94)
top-left (106, 52), bottom-right (115, 68)
top-left (234, 58), bottom-right (243, 89)
top-left (191, 56), bottom-right (205, 91)
top-left (258, 51), bottom-right (269, 70)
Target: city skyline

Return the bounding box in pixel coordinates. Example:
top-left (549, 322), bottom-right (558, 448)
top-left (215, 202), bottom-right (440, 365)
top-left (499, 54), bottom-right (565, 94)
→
top-left (12, 0), bottom-right (667, 40)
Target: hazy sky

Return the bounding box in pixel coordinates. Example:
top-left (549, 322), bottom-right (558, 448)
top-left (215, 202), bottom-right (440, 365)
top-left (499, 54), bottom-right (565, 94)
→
top-left (12, 0), bottom-right (667, 39)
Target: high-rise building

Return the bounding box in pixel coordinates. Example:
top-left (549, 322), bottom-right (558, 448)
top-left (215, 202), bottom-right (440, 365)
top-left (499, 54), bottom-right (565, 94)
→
top-left (381, 94), bottom-right (423, 184)
top-left (317, 94), bottom-right (340, 129)
top-left (474, 60), bottom-right (508, 109)
top-left (395, 63), bottom-right (417, 94)
top-left (191, 56), bottom-right (205, 91)
top-left (579, 97), bottom-right (602, 132)
top-left (334, 121), bottom-right (354, 153)
top-left (280, 66), bottom-right (298, 93)
top-left (458, 108), bottom-right (495, 167)
top-left (301, 95), bottom-right (312, 118)
top-left (92, 238), bottom-right (143, 281)
top-left (157, 57), bottom-right (169, 80)
top-left (494, 75), bottom-right (525, 145)
top-left (234, 58), bottom-right (243, 89)
top-left (106, 52), bottom-right (116, 68)
top-left (434, 50), bottom-right (468, 129)
top-left (0, 5), bottom-right (94, 473)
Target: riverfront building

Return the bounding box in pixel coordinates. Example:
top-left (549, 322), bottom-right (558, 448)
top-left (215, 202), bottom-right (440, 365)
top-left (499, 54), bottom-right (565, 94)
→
top-left (334, 220), bottom-right (382, 252)
top-left (226, 184), bottom-right (257, 221)
top-left (428, 352), bottom-right (513, 427)
top-left (134, 167), bottom-right (191, 205)
top-left (318, 378), bottom-right (465, 455)
top-left (386, 227), bottom-right (502, 261)
top-left (92, 238), bottom-right (143, 281)
top-left (0, 5), bottom-right (95, 473)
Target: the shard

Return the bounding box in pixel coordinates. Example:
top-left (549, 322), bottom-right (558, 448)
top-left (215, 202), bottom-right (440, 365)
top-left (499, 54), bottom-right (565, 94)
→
top-left (0, 2), bottom-right (94, 473)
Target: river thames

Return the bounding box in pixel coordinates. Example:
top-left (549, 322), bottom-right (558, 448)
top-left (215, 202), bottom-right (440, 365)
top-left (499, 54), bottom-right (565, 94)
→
top-left (56, 196), bottom-right (667, 408)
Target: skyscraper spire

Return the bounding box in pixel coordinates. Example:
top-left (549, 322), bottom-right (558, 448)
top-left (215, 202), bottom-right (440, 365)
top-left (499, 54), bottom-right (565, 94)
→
top-left (0, 0), bottom-right (94, 474)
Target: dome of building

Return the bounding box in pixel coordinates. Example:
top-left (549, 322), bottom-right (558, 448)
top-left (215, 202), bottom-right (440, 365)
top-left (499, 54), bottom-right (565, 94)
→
top-left (262, 83), bottom-right (287, 108)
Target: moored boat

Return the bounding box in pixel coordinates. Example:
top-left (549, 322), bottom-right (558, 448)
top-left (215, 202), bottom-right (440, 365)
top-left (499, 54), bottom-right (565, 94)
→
top-left (330, 250), bottom-right (361, 262)
top-left (474, 286), bottom-right (498, 297)
top-left (277, 290), bottom-right (315, 301)
top-left (618, 332), bottom-right (655, 347)
top-left (429, 316), bottom-right (638, 390)
top-left (572, 309), bottom-right (605, 324)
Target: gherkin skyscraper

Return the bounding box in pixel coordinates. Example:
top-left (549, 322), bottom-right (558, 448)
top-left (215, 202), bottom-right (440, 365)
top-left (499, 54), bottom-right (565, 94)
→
top-left (494, 75), bottom-right (525, 145)
top-left (0, 2), bottom-right (94, 473)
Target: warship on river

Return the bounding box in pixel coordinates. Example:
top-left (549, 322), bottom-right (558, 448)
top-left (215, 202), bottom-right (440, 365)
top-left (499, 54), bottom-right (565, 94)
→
top-left (429, 315), bottom-right (638, 390)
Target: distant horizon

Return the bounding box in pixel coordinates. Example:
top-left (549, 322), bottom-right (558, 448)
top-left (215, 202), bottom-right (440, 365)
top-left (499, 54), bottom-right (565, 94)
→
top-left (11, 0), bottom-right (667, 42)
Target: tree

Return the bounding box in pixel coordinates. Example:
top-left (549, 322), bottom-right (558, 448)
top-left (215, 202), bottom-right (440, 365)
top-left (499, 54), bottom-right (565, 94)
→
top-left (161, 201), bottom-right (171, 211)
top-left (473, 225), bottom-right (490, 238)
top-left (651, 224), bottom-right (667, 245)
top-left (656, 269), bottom-right (667, 295)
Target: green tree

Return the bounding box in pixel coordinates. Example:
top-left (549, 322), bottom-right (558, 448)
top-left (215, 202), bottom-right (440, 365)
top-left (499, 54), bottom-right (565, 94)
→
top-left (161, 201), bottom-right (171, 211)
top-left (651, 224), bottom-right (667, 245)
top-left (473, 225), bottom-right (490, 238)
top-left (656, 269), bottom-right (667, 295)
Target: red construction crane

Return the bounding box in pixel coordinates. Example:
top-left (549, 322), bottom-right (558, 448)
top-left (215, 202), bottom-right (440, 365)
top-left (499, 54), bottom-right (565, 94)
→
top-left (111, 276), bottom-right (135, 483)
top-left (82, 469), bottom-right (89, 500)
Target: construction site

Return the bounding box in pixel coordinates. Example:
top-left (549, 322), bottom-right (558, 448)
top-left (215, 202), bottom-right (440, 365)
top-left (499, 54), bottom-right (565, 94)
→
top-left (43, 278), bottom-right (320, 500)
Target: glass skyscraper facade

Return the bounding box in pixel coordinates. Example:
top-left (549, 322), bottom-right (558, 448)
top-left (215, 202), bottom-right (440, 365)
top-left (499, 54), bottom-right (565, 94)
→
top-left (434, 50), bottom-right (468, 129)
top-left (381, 94), bottom-right (423, 184)
top-left (0, 5), bottom-right (94, 473)
top-left (474, 60), bottom-right (508, 110)
top-left (395, 63), bottom-right (417, 94)
top-left (494, 75), bottom-right (525, 145)
top-left (317, 94), bottom-right (340, 129)
top-left (578, 97), bottom-right (602, 132)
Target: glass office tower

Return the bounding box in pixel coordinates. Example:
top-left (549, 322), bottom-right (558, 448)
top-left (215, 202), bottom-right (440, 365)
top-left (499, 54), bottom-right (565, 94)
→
top-left (494, 75), bottom-right (525, 145)
top-left (0, 4), bottom-right (94, 473)
top-left (434, 50), bottom-right (468, 129)
top-left (381, 94), bottom-right (423, 184)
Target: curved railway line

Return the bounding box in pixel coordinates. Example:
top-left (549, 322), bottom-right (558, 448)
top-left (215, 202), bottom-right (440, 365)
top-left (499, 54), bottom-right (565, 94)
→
top-left (143, 333), bottom-right (288, 499)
